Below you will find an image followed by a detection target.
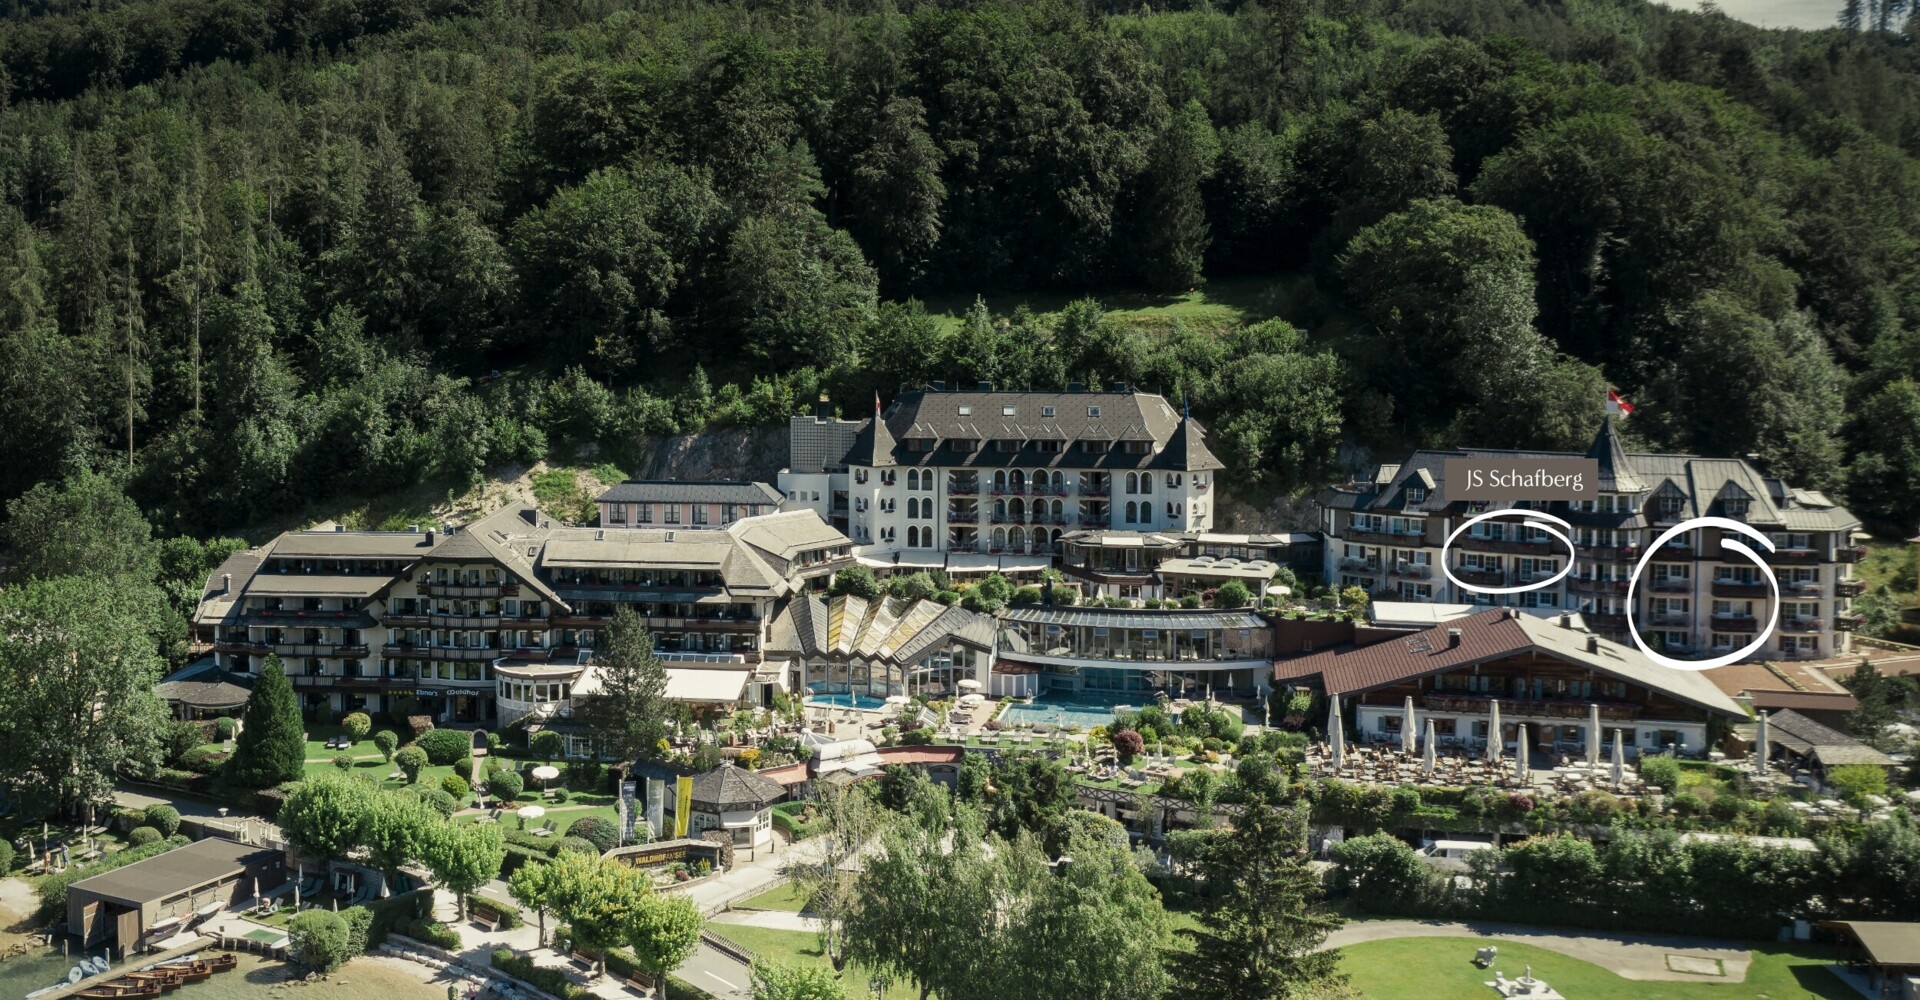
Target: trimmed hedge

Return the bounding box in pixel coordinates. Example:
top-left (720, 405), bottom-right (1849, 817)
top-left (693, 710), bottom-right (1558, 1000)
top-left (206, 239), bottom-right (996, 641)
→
top-left (492, 948), bottom-right (594, 1000)
top-left (415, 727), bottom-right (472, 766)
top-left (128, 826), bottom-right (161, 847)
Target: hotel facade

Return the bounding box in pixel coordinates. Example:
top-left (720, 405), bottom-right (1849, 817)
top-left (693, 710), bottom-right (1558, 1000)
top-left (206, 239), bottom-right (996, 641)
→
top-left (1315, 421), bottom-right (1865, 663)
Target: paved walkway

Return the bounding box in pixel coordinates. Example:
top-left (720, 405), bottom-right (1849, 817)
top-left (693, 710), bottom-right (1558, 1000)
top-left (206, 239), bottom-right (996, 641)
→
top-left (1320, 919), bottom-right (1753, 982)
top-left (709, 909), bottom-right (818, 932)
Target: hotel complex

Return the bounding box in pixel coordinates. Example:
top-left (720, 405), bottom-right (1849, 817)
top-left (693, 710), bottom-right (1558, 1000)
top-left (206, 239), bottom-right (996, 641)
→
top-left (183, 389), bottom-right (1870, 733)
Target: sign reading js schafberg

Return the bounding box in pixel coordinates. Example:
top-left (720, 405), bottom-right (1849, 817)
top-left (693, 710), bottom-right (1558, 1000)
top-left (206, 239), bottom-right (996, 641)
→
top-left (1443, 457), bottom-right (1599, 502)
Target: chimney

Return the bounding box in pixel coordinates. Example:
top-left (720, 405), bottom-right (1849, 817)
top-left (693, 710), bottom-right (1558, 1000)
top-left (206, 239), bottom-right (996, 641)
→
top-left (221, 573), bottom-right (232, 594)
top-left (1447, 628), bottom-right (1462, 648)
top-left (1587, 635), bottom-right (1601, 653)
top-left (813, 393), bottom-right (832, 420)
top-left (1560, 614), bottom-right (1573, 629)
top-left (425, 529), bottom-right (436, 545)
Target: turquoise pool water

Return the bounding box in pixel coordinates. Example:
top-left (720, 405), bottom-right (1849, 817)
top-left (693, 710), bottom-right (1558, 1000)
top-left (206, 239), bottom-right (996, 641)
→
top-left (999, 695), bottom-right (1127, 729)
top-left (806, 693), bottom-right (886, 710)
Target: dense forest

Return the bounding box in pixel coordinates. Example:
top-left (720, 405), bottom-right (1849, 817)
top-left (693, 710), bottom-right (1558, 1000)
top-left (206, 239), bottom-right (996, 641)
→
top-left (1, 0), bottom-right (1919, 540)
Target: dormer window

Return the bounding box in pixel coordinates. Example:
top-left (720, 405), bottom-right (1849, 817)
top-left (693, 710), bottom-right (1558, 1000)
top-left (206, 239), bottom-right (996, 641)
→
top-left (957, 405), bottom-right (972, 416)
top-left (1002, 405), bottom-right (1017, 416)
top-left (1724, 499), bottom-right (1749, 517)
top-left (1087, 406), bottom-right (1101, 417)
top-left (1122, 440), bottom-right (1151, 454)
top-left (1406, 487), bottom-right (1426, 505)
top-left (1042, 405), bottom-right (1055, 417)
top-left (951, 438), bottom-right (978, 452)
top-left (1082, 440), bottom-right (1110, 453)
top-left (905, 438), bottom-right (935, 452)
top-left (995, 439), bottom-right (1021, 453)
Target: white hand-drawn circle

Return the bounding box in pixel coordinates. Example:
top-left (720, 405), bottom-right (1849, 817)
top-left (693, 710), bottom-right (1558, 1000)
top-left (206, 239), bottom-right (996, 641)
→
top-left (1626, 516), bottom-right (1777, 671)
top-left (1439, 509), bottom-right (1576, 595)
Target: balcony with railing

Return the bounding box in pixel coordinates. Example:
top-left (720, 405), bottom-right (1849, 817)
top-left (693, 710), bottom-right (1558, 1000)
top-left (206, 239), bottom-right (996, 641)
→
top-left (1835, 579), bottom-right (1865, 598)
top-left (1780, 579), bottom-right (1825, 598)
top-left (1569, 577), bottom-right (1629, 595)
top-left (1710, 579), bottom-right (1770, 599)
top-left (948, 504), bottom-right (980, 523)
top-left (1078, 476), bottom-right (1111, 498)
top-left (1455, 533), bottom-right (1552, 556)
top-left (1577, 541), bottom-right (1640, 561)
top-left (1346, 524), bottom-right (1427, 545)
top-left (1650, 578), bottom-right (1692, 593)
top-left (1585, 612), bottom-right (1628, 632)
top-left (1339, 557), bottom-right (1382, 574)
top-left (1837, 546), bottom-right (1868, 563)
top-left (1781, 618), bottom-right (1825, 634)
top-left (1421, 692), bottom-right (1642, 722)
top-left (1453, 567), bottom-right (1505, 587)
top-left (420, 581), bottom-right (512, 599)
top-left (1646, 612), bottom-right (1692, 629)
top-left (1769, 549), bottom-right (1827, 566)
top-left (1835, 611), bottom-right (1867, 631)
top-left (947, 475), bottom-right (980, 495)
top-left (1390, 561), bottom-right (1431, 579)
top-left (1710, 615), bottom-right (1760, 633)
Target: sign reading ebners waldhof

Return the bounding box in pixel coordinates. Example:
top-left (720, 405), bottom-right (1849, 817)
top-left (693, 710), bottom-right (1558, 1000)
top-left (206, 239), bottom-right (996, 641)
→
top-left (1443, 457), bottom-right (1600, 502)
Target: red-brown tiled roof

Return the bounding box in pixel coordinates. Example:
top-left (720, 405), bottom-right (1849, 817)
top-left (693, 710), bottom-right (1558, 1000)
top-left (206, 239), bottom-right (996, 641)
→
top-left (1747, 690), bottom-right (1858, 713)
top-left (875, 746), bottom-right (965, 766)
top-left (1274, 609), bottom-right (1535, 696)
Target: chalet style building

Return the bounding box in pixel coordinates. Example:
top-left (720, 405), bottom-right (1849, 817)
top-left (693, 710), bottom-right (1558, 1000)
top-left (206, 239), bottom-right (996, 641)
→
top-left (1316, 421), bottom-right (1866, 663)
top-left (778, 384), bottom-right (1226, 579)
top-left (1275, 607), bottom-right (1748, 758)
top-left (192, 504), bottom-right (854, 723)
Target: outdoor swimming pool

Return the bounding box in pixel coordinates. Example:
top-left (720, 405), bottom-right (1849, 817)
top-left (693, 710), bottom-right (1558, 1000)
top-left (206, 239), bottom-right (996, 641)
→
top-left (998, 695), bottom-right (1128, 729)
top-left (806, 693), bottom-right (887, 710)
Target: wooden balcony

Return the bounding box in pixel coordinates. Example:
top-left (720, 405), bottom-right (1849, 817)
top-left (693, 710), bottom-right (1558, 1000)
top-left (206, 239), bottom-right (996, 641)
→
top-left (1835, 612), bottom-right (1866, 632)
top-left (1421, 692), bottom-right (1641, 721)
top-left (1568, 577), bottom-right (1628, 595)
top-left (1835, 579), bottom-right (1866, 598)
top-left (1345, 526), bottom-right (1427, 545)
top-left (1711, 580), bottom-right (1770, 599)
top-left (1837, 546), bottom-right (1868, 563)
top-left (1780, 618), bottom-right (1825, 634)
top-left (1650, 579), bottom-right (1692, 593)
top-left (420, 582), bottom-right (513, 598)
top-left (1710, 615), bottom-right (1760, 633)
top-left (1453, 567), bottom-right (1504, 587)
top-left (1454, 534), bottom-right (1552, 556)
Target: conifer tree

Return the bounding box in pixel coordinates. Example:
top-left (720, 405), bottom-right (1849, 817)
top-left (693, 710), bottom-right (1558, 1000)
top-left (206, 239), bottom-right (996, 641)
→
top-left (229, 657), bottom-right (305, 787)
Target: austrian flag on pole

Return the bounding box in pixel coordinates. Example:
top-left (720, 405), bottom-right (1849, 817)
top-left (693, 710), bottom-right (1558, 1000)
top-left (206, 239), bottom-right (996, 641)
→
top-left (1606, 390), bottom-right (1635, 417)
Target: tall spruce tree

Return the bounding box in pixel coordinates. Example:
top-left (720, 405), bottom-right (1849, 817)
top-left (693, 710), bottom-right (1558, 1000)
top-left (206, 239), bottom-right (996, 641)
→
top-left (577, 607), bottom-right (669, 763)
top-left (230, 657), bottom-right (305, 787)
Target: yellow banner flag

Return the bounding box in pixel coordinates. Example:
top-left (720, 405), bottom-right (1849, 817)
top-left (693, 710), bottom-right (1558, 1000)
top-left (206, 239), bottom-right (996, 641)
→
top-left (674, 775), bottom-right (693, 838)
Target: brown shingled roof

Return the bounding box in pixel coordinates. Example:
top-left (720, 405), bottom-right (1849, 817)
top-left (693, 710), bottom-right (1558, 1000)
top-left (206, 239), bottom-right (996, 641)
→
top-left (1274, 609), bottom-right (1535, 695)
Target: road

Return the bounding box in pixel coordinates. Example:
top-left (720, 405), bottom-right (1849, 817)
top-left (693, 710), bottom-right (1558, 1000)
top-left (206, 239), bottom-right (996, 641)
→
top-left (678, 944), bottom-right (752, 999)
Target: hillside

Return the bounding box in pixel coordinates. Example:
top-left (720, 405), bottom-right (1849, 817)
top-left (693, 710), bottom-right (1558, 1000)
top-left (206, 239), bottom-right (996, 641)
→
top-left (0, 0), bottom-right (1917, 542)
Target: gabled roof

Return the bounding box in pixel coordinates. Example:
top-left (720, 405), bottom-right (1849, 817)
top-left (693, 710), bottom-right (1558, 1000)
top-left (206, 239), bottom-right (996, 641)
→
top-left (1274, 607), bottom-right (1744, 718)
top-left (769, 594), bottom-right (996, 664)
top-left (1158, 415), bottom-right (1227, 472)
top-left (725, 510), bottom-right (850, 564)
top-left (1764, 709), bottom-right (1897, 767)
top-left (854, 388), bottom-right (1221, 471)
top-left (848, 399), bottom-right (898, 468)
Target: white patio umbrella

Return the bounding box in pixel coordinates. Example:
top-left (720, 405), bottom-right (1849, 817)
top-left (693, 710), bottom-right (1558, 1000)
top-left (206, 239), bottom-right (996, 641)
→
top-left (885, 694), bottom-right (910, 707)
top-left (517, 805), bottom-right (546, 830)
top-left (957, 679), bottom-right (982, 691)
top-left (1587, 704), bottom-right (1601, 767)
top-left (1422, 719), bottom-right (1437, 778)
top-left (1754, 711), bottom-right (1770, 775)
top-left (1611, 729), bottom-right (1626, 788)
top-left (531, 765), bottom-right (561, 793)
top-left (1328, 698), bottom-right (1345, 772)
top-left (1514, 724), bottom-right (1530, 785)
top-left (1486, 700), bottom-right (1502, 765)
top-left (1401, 696), bottom-right (1417, 754)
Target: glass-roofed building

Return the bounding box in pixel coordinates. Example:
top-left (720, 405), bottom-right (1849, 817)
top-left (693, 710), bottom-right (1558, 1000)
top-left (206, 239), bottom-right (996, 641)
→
top-left (994, 605), bottom-right (1273, 701)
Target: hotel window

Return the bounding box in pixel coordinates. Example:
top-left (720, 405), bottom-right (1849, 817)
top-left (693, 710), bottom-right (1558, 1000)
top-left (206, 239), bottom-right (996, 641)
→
top-left (1082, 440), bottom-right (1110, 453)
top-left (1038, 439), bottom-right (1062, 453)
top-left (1087, 406), bottom-right (1101, 416)
top-left (996, 439), bottom-right (1021, 452)
top-left (609, 504), bottom-right (627, 524)
top-left (1724, 498), bottom-right (1749, 517)
top-left (1407, 486), bottom-right (1426, 504)
top-left (1658, 494), bottom-right (1684, 518)
top-left (665, 503), bottom-right (681, 524)
top-left (957, 405), bottom-right (972, 416)
top-left (692, 506), bottom-right (709, 525)
top-left (1042, 405), bottom-right (1056, 417)
top-left (1002, 405), bottom-right (1017, 416)
top-left (1166, 502), bottom-right (1181, 519)
top-left (1122, 440), bottom-right (1151, 454)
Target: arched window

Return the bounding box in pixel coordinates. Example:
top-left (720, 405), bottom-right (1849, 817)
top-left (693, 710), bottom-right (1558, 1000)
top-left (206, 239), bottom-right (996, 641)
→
top-left (906, 497), bottom-right (918, 518)
top-left (994, 470), bottom-right (1008, 491)
top-left (1048, 528), bottom-right (1063, 551)
top-left (1125, 473), bottom-right (1138, 494)
top-left (905, 526), bottom-right (917, 548)
top-left (992, 528), bottom-right (1007, 550)
top-left (1034, 469), bottom-right (1050, 492)
top-left (1125, 502), bottom-right (1137, 523)
top-left (1009, 527), bottom-right (1027, 551)
top-left (1168, 502), bottom-right (1181, 519)
top-left (907, 470), bottom-right (919, 490)
top-left (1009, 498), bottom-right (1025, 520)
top-left (1010, 469), bottom-right (1025, 490)
top-left (1050, 499), bottom-right (1063, 519)
top-left (1141, 475), bottom-right (1153, 495)
top-left (995, 499), bottom-right (1008, 520)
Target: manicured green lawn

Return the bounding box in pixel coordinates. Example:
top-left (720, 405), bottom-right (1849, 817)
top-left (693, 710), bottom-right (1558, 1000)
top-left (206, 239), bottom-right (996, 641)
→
top-left (702, 925), bottom-right (922, 1000)
top-left (737, 883), bottom-right (811, 912)
top-left (922, 273), bottom-right (1318, 337)
top-left (1337, 937), bottom-right (1855, 999)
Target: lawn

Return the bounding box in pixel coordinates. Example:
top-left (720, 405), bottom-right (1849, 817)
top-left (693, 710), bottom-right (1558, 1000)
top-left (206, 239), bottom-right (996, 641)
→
top-left (921, 272), bottom-right (1325, 338)
top-left (1337, 937), bottom-right (1855, 1000)
top-left (736, 882), bottom-right (811, 912)
top-left (702, 925), bottom-right (922, 1000)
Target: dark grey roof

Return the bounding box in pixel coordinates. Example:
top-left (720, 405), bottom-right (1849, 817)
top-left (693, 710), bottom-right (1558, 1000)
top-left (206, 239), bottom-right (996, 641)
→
top-left (595, 480), bottom-right (783, 506)
top-left (69, 838), bottom-right (281, 907)
top-left (1764, 710), bottom-right (1897, 767)
top-left (1585, 418), bottom-right (1647, 493)
top-left (688, 763), bottom-right (786, 810)
top-left (859, 388), bottom-right (1221, 471)
top-left (156, 662), bottom-right (256, 709)
top-left (1324, 423), bottom-right (1859, 531)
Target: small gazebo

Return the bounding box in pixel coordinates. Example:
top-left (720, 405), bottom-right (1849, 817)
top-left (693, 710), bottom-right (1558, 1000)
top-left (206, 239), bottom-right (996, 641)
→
top-left (685, 762), bottom-right (786, 858)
